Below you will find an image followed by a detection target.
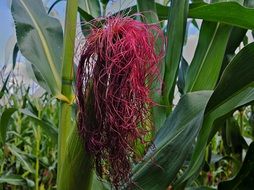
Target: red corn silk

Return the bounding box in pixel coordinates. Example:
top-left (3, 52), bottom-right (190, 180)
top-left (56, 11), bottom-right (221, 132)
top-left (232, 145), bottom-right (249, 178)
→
top-left (76, 15), bottom-right (164, 187)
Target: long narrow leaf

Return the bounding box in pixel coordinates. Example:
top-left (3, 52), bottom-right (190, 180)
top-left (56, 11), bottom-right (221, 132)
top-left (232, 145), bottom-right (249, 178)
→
top-left (20, 109), bottom-right (58, 144)
top-left (177, 57), bottom-right (189, 95)
top-left (0, 108), bottom-right (16, 144)
top-left (11, 0), bottom-right (64, 99)
top-left (0, 175), bottom-right (26, 186)
top-left (116, 1), bottom-right (254, 31)
top-left (0, 74), bottom-right (11, 99)
top-left (7, 144), bottom-right (35, 173)
top-left (156, 2), bottom-right (254, 30)
top-left (206, 42), bottom-right (254, 112)
top-left (184, 22), bottom-right (231, 92)
top-left (188, 2), bottom-right (254, 30)
top-left (58, 127), bottom-right (93, 190)
top-left (219, 27), bottom-right (247, 77)
top-left (78, 0), bottom-right (101, 36)
top-left (78, 0), bottom-right (101, 18)
top-left (137, 0), bottom-right (158, 23)
top-left (162, 0), bottom-right (189, 113)
top-left (131, 91), bottom-right (212, 189)
top-left (176, 42), bottom-right (254, 185)
top-left (0, 108), bottom-right (57, 144)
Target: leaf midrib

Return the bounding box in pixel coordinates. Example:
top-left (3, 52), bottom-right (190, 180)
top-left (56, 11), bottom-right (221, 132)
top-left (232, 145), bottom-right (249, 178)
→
top-left (20, 0), bottom-right (61, 90)
top-left (188, 23), bottom-right (220, 92)
top-left (132, 116), bottom-right (199, 180)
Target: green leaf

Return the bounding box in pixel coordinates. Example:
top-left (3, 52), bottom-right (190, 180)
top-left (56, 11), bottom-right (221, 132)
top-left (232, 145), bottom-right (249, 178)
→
top-left (100, 0), bottom-right (109, 5)
top-left (116, 1), bottom-right (254, 31)
top-left (0, 108), bottom-right (57, 145)
top-left (188, 2), bottom-right (254, 30)
top-left (0, 108), bottom-right (17, 145)
top-left (11, 0), bottom-right (63, 98)
top-left (225, 117), bottom-right (248, 154)
top-left (20, 109), bottom-right (58, 144)
top-left (78, 0), bottom-right (101, 18)
top-left (218, 142), bottom-right (254, 190)
top-left (206, 42), bottom-right (254, 112)
top-left (177, 91), bottom-right (254, 185)
top-left (176, 42), bottom-right (254, 185)
top-left (246, 0), bottom-right (254, 7)
top-left (12, 43), bottom-right (19, 69)
top-left (219, 27), bottom-right (247, 77)
top-left (177, 57), bottom-right (189, 95)
top-left (78, 7), bottom-right (94, 21)
top-left (0, 175), bottom-right (26, 186)
top-left (184, 22), bottom-right (231, 92)
top-left (78, 0), bottom-right (100, 36)
top-left (30, 64), bottom-right (51, 94)
top-left (137, 0), bottom-right (159, 23)
top-left (92, 176), bottom-right (110, 190)
top-left (7, 144), bottom-right (35, 173)
top-left (131, 91), bottom-right (212, 190)
top-left (162, 0), bottom-right (189, 112)
top-left (25, 178), bottom-right (35, 187)
top-left (219, 0), bottom-right (254, 75)
top-left (58, 127), bottom-right (94, 190)
top-left (78, 7), bottom-right (95, 37)
top-left (0, 74), bottom-right (11, 99)
top-left (155, 2), bottom-right (254, 30)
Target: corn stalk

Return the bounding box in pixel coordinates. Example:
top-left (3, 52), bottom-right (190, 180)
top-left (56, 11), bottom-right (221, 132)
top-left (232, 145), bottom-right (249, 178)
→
top-left (57, 0), bottom-right (86, 189)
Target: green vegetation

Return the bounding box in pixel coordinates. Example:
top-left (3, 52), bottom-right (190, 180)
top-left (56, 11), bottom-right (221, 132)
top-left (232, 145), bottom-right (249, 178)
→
top-left (1, 0), bottom-right (254, 189)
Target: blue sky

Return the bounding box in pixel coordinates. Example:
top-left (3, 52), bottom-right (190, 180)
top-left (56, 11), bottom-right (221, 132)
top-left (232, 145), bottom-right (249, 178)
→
top-left (0, 0), bottom-right (14, 67)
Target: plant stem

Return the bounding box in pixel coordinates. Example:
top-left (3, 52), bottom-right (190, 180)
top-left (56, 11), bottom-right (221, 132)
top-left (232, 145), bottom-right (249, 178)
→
top-left (35, 125), bottom-right (41, 190)
top-left (57, 0), bottom-right (78, 189)
top-left (56, 0), bottom-right (95, 189)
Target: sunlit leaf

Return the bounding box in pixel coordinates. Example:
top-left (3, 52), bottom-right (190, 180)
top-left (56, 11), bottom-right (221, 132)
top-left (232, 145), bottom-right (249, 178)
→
top-left (78, 0), bottom-right (101, 18)
top-left (185, 22), bottom-right (231, 92)
top-left (162, 0), bottom-right (189, 112)
top-left (11, 0), bottom-right (63, 98)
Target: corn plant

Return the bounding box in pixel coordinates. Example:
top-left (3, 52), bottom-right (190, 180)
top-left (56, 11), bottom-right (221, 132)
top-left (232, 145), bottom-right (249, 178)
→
top-left (2, 0), bottom-right (254, 189)
top-left (0, 75), bottom-right (58, 189)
